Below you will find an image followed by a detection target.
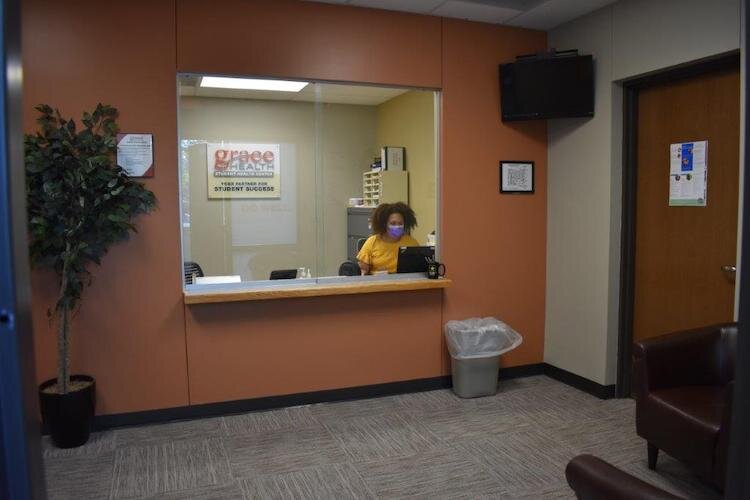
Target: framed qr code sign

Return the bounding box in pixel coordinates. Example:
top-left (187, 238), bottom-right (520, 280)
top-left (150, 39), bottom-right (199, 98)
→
top-left (499, 161), bottom-right (534, 194)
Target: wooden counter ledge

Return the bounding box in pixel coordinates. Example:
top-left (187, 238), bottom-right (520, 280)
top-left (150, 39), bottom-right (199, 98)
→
top-left (184, 277), bottom-right (452, 304)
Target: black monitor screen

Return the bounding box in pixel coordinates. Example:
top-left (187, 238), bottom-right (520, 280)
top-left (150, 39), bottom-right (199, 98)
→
top-left (500, 55), bottom-right (594, 121)
top-left (396, 246), bottom-right (434, 274)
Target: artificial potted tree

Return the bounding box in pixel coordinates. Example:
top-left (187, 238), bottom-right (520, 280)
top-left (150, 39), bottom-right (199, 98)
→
top-left (25, 104), bottom-right (155, 448)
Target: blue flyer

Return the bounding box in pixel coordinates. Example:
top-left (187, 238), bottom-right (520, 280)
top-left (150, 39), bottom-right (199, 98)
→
top-left (680, 143), bottom-right (694, 172)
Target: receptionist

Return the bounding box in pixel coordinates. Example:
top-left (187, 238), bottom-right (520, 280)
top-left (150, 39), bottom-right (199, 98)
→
top-left (357, 202), bottom-right (419, 275)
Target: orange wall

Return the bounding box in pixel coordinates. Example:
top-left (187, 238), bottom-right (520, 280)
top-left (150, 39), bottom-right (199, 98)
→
top-left (23, 0), bottom-right (190, 414)
top-left (23, 0), bottom-right (546, 415)
top-left (441, 20), bottom-right (548, 368)
top-left (176, 0), bottom-right (443, 89)
top-left (186, 292), bottom-right (444, 404)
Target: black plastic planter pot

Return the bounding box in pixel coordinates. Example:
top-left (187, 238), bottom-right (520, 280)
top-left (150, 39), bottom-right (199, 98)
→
top-left (39, 375), bottom-right (96, 448)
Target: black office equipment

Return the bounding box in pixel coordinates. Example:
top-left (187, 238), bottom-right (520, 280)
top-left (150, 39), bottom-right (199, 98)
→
top-left (396, 246), bottom-right (435, 274)
top-left (347, 206), bottom-right (374, 261)
top-left (183, 261), bottom-right (205, 285)
top-left (500, 52), bottom-right (594, 122)
top-left (269, 269), bottom-right (299, 280)
top-left (338, 260), bottom-right (360, 277)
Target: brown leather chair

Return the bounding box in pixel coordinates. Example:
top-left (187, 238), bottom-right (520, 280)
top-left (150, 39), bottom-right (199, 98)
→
top-left (634, 323), bottom-right (737, 490)
top-left (566, 454), bottom-right (682, 500)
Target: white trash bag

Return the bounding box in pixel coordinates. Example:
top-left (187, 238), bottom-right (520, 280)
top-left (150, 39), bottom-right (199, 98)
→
top-left (444, 317), bottom-right (523, 360)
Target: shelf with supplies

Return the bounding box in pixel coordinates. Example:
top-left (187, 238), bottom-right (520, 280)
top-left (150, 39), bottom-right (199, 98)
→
top-left (361, 170), bottom-right (408, 207)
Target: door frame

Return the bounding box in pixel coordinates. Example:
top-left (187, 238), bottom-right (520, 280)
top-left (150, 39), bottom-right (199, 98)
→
top-left (616, 50), bottom-right (741, 398)
top-left (0, 0), bottom-right (47, 497)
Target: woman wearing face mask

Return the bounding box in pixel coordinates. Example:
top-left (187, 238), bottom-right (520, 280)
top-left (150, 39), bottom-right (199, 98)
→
top-left (357, 202), bottom-right (419, 275)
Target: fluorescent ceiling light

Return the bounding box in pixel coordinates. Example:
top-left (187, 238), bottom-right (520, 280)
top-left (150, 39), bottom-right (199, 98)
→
top-left (200, 76), bottom-right (308, 92)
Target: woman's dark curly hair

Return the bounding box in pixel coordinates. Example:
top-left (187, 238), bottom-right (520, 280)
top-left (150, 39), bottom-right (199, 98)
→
top-left (371, 202), bottom-right (417, 235)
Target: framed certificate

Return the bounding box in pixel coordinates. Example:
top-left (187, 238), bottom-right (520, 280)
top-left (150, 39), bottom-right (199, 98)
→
top-left (500, 161), bottom-right (534, 194)
top-left (116, 133), bottom-right (154, 177)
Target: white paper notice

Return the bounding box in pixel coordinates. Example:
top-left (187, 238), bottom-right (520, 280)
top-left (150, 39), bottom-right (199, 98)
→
top-left (117, 133), bottom-right (154, 177)
top-left (669, 141), bottom-right (707, 206)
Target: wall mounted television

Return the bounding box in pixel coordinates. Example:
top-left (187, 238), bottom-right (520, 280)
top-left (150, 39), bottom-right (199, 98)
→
top-left (500, 53), bottom-right (594, 122)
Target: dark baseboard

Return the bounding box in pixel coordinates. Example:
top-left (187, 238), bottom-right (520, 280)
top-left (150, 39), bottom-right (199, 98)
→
top-left (500, 362), bottom-right (545, 379)
top-left (543, 363), bottom-right (616, 399)
top-left (87, 363), bottom-right (545, 431)
top-left (93, 375), bottom-right (452, 431)
top-left (40, 362), bottom-right (593, 433)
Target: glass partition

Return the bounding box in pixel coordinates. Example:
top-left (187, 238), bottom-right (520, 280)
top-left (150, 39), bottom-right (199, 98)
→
top-left (178, 75), bottom-right (439, 288)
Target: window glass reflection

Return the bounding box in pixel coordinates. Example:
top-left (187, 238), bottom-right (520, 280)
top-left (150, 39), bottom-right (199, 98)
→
top-left (178, 76), bottom-right (438, 287)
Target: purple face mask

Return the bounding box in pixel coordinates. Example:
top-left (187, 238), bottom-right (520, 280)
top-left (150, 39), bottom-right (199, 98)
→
top-left (388, 224), bottom-right (404, 239)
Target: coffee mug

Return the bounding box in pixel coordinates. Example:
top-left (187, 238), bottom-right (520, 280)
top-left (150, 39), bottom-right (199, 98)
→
top-left (427, 262), bottom-right (446, 279)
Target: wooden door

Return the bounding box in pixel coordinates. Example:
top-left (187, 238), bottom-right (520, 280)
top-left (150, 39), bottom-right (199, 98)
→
top-left (634, 67), bottom-right (740, 343)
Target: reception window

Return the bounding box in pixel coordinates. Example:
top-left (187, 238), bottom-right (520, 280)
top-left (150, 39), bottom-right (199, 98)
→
top-left (178, 74), bottom-right (439, 289)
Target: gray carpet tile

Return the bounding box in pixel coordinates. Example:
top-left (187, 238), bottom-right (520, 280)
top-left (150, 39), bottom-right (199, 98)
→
top-left (226, 426), bottom-right (350, 479)
top-left (353, 446), bottom-right (506, 498)
top-left (153, 481), bottom-right (246, 499)
top-left (394, 388), bottom-right (481, 415)
top-left (513, 392), bottom-right (619, 432)
top-left (459, 429), bottom-right (579, 490)
top-left (500, 482), bottom-right (574, 499)
top-left (309, 395), bottom-right (405, 422)
top-left (223, 406), bottom-right (321, 436)
top-left (115, 417), bottom-right (225, 448)
top-left (42, 376), bottom-right (722, 499)
top-left (542, 415), bottom-right (646, 467)
top-left (110, 438), bottom-right (232, 498)
top-left (42, 430), bottom-right (117, 459)
top-left (467, 377), bottom-right (600, 422)
top-left (323, 414), bottom-right (442, 462)
top-left (44, 451), bottom-right (115, 500)
top-left (241, 463), bottom-right (375, 499)
top-left (417, 404), bottom-right (533, 444)
top-left (621, 458), bottom-right (721, 499)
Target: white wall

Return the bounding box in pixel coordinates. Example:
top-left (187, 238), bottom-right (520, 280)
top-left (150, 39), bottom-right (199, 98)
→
top-left (545, 0), bottom-right (742, 385)
top-left (611, 0), bottom-right (740, 81)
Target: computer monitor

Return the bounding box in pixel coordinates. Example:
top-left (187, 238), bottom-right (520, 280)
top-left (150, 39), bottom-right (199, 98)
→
top-left (396, 246), bottom-right (434, 274)
top-left (269, 269), bottom-right (299, 280)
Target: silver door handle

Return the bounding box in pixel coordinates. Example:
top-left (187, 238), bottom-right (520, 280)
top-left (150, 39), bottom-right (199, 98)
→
top-left (722, 265), bottom-right (737, 273)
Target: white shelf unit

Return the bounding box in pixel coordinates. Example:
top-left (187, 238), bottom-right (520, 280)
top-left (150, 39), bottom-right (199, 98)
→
top-left (362, 170), bottom-right (408, 207)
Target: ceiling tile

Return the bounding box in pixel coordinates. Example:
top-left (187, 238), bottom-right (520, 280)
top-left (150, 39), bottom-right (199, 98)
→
top-left (432, 0), bottom-right (521, 24)
top-left (349, 0), bottom-right (445, 14)
top-left (505, 0), bottom-right (617, 30)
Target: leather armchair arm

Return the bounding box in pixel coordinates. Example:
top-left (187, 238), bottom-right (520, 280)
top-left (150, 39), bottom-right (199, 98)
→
top-left (633, 323), bottom-right (734, 394)
top-left (714, 380), bottom-right (734, 487)
top-left (566, 454), bottom-right (682, 500)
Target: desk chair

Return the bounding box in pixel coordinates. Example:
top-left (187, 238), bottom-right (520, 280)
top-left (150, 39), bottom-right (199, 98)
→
top-left (338, 260), bottom-right (360, 276)
top-left (183, 261), bottom-right (204, 285)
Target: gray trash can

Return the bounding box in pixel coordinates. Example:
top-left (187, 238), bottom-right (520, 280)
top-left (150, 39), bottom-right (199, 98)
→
top-left (444, 317), bottom-right (523, 398)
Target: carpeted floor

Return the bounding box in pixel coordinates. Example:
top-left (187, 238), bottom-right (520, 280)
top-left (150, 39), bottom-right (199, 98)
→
top-left (42, 375), bottom-right (721, 499)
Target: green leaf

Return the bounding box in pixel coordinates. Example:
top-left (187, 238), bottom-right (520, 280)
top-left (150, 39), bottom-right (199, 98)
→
top-left (24, 103), bottom-right (157, 372)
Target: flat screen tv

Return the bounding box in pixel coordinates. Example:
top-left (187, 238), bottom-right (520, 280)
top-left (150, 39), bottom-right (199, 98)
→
top-left (500, 54), bottom-right (594, 121)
